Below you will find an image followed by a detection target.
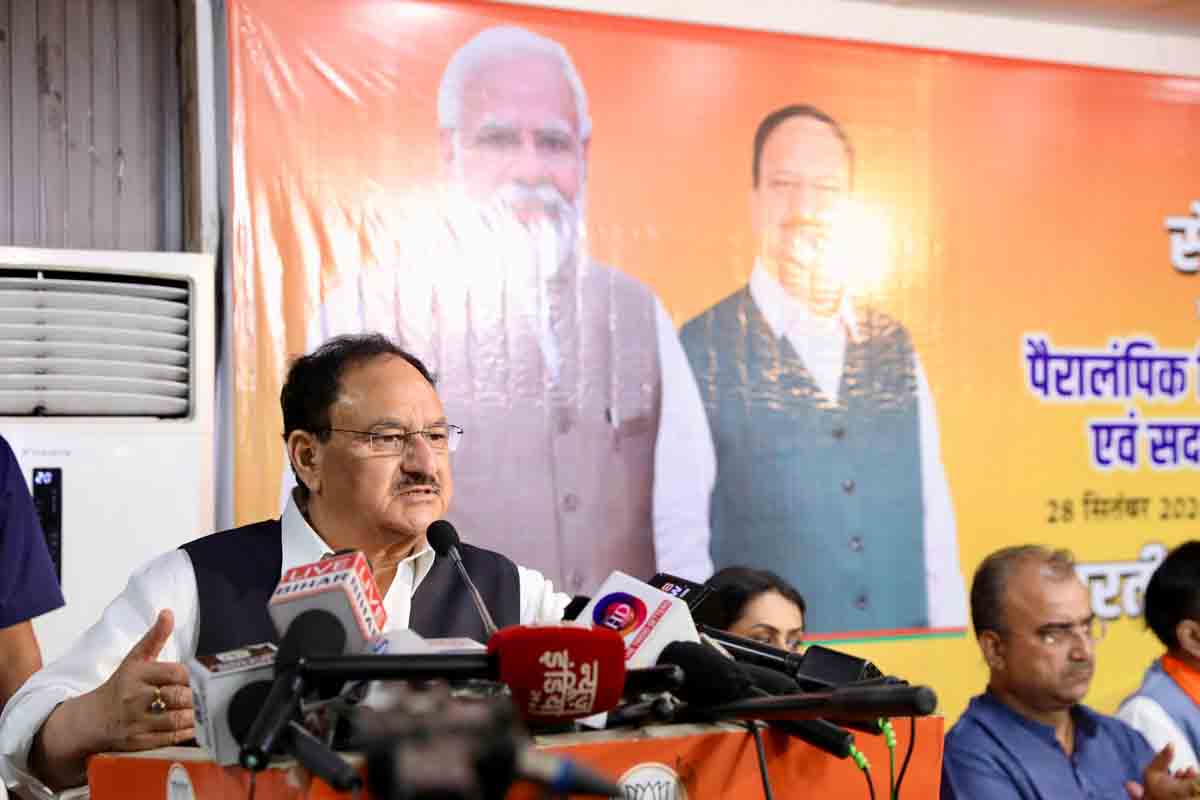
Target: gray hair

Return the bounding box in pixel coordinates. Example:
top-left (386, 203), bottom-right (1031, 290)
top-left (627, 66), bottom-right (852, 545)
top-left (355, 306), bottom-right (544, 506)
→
top-left (970, 545), bottom-right (1077, 636)
top-left (437, 25), bottom-right (592, 142)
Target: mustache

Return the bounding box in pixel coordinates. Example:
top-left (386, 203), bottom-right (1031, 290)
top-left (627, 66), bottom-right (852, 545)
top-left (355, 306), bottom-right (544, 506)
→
top-left (1063, 661), bottom-right (1094, 678)
top-left (395, 472), bottom-right (440, 491)
top-left (493, 183), bottom-right (575, 220)
top-left (779, 216), bottom-right (833, 234)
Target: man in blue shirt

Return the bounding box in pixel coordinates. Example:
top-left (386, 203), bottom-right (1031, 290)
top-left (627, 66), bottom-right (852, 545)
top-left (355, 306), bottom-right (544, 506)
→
top-left (0, 435), bottom-right (65, 711)
top-left (943, 544), bottom-right (1195, 799)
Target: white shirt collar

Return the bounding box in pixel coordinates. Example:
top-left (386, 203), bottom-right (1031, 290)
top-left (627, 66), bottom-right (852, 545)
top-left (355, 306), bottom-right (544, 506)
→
top-left (747, 259), bottom-right (859, 342)
top-left (280, 491), bottom-right (436, 586)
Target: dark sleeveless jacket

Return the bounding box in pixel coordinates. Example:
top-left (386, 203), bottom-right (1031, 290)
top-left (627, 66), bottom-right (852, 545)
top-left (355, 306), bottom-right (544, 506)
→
top-left (180, 519), bottom-right (520, 656)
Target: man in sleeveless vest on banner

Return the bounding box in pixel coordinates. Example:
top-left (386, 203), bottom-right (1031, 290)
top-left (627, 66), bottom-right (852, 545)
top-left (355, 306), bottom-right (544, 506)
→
top-left (0, 334), bottom-right (571, 791)
top-left (680, 104), bottom-right (966, 634)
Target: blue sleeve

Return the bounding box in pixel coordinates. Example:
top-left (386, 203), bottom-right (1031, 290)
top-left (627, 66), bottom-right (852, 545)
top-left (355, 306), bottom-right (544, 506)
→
top-left (0, 437), bottom-right (65, 628)
top-left (1124, 717), bottom-right (1157, 777)
top-left (942, 734), bottom-right (1035, 800)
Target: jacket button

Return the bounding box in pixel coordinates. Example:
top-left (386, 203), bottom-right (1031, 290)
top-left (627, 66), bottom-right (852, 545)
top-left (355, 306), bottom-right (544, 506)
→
top-left (842, 479), bottom-right (856, 494)
top-left (832, 426), bottom-right (846, 440)
top-left (855, 593), bottom-right (869, 610)
top-left (849, 536), bottom-right (864, 552)
top-left (562, 493), bottom-right (580, 512)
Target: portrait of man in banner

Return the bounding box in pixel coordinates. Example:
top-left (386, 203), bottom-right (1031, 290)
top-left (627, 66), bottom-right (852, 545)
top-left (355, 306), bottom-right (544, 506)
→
top-left (680, 105), bottom-right (967, 634)
top-left (299, 25), bottom-right (716, 596)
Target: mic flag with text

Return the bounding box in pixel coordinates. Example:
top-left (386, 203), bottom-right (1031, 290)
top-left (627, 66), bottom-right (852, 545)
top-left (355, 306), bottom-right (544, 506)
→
top-left (269, 550), bottom-right (387, 653)
top-left (579, 571), bottom-right (700, 667)
top-left (488, 624), bottom-right (625, 723)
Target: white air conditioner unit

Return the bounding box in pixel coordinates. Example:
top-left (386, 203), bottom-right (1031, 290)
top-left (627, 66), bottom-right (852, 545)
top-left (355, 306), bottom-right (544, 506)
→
top-left (0, 247), bottom-right (215, 663)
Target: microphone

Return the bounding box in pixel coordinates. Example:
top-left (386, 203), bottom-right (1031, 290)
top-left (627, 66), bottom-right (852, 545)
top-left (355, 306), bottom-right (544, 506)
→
top-left (284, 625), bottom-right (629, 725)
top-left (268, 549), bottom-right (388, 656)
top-left (577, 571), bottom-right (701, 667)
top-left (700, 683), bottom-right (939, 722)
top-left (737, 661), bottom-right (855, 759)
top-left (652, 642), bottom-right (856, 759)
top-left (227, 680), bottom-right (362, 791)
top-left (187, 643), bottom-right (278, 766)
top-left (657, 641), bottom-right (752, 706)
top-left (605, 694), bottom-right (680, 728)
top-left (427, 520), bottom-right (499, 639)
top-left (515, 746), bottom-right (622, 797)
top-left (648, 572), bottom-right (720, 619)
top-left (562, 595), bottom-right (591, 622)
top-left (619, 663), bottom-right (685, 700)
top-left (488, 624), bottom-right (625, 724)
top-left (650, 571), bottom-right (884, 689)
top-left (239, 609), bottom-right (347, 771)
top-left (355, 691), bottom-right (621, 798)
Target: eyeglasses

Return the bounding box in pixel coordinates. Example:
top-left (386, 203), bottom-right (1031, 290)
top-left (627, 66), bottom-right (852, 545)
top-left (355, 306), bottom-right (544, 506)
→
top-left (326, 424), bottom-right (463, 454)
top-left (1033, 616), bottom-right (1107, 648)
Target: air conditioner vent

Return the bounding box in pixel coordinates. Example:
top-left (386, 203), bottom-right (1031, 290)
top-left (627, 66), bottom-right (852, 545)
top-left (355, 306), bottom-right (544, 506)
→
top-left (0, 269), bottom-right (191, 417)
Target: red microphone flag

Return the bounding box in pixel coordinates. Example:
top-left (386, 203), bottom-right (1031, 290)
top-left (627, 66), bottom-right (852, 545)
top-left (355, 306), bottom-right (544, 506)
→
top-left (488, 625), bottom-right (626, 723)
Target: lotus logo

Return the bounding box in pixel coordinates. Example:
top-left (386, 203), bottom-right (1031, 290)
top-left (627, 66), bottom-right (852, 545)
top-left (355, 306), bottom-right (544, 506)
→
top-left (166, 763), bottom-right (195, 800)
top-left (618, 762), bottom-right (688, 800)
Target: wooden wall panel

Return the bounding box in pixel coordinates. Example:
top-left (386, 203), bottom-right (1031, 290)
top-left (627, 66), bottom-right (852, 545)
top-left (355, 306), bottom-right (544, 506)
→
top-left (0, 0), bottom-right (182, 251)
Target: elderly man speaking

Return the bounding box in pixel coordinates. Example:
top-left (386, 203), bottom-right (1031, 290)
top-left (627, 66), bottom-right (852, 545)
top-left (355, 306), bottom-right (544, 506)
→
top-left (0, 334), bottom-right (570, 790)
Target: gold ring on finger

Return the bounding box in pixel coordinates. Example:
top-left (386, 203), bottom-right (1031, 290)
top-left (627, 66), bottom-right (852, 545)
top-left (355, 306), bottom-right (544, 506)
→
top-left (149, 686), bottom-right (167, 715)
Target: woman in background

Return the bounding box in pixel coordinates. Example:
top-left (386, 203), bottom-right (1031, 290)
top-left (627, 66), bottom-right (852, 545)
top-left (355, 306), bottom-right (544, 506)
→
top-left (706, 566), bottom-right (806, 653)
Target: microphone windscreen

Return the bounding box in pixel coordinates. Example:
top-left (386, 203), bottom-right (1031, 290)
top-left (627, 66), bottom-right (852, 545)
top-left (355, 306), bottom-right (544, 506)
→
top-left (832, 684), bottom-right (938, 717)
top-left (657, 641), bottom-right (752, 706)
top-left (227, 680), bottom-right (275, 744)
top-left (489, 625), bottom-right (626, 723)
top-left (425, 520), bottom-right (460, 556)
top-left (277, 609), bottom-right (348, 669)
top-left (797, 644), bottom-right (884, 688)
top-left (740, 660), bottom-right (801, 696)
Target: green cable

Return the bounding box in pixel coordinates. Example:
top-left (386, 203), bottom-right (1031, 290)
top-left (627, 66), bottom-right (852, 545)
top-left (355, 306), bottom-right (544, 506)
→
top-left (879, 719), bottom-right (897, 800)
top-left (849, 743), bottom-right (871, 772)
top-left (848, 744), bottom-right (875, 800)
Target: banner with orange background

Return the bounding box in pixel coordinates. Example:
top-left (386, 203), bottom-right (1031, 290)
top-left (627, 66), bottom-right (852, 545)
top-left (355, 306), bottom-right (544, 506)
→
top-left (228, 0), bottom-right (1200, 722)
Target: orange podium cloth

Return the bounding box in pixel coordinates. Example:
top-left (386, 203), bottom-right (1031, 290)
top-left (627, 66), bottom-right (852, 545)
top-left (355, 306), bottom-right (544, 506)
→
top-left (88, 718), bottom-right (944, 798)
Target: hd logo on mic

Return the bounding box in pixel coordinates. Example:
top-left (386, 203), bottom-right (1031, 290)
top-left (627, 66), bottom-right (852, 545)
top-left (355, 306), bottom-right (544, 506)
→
top-left (591, 592), bottom-right (648, 636)
top-left (582, 572), bottom-right (699, 668)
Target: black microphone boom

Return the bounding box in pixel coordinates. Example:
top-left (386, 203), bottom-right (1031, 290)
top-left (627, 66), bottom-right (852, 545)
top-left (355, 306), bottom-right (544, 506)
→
top-left (427, 520), bottom-right (499, 638)
top-left (238, 609), bottom-right (347, 771)
top-left (700, 684), bottom-right (939, 723)
top-left (354, 693), bottom-right (621, 798)
top-left (698, 624), bottom-right (884, 690)
top-left (653, 641), bottom-right (856, 760)
top-left (289, 652), bottom-right (494, 683)
top-left (228, 680), bottom-right (361, 791)
top-left (737, 661), bottom-right (855, 759)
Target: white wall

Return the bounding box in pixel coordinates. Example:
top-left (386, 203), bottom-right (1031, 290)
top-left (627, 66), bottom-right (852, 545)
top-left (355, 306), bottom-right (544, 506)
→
top-left (499, 0), bottom-right (1200, 78)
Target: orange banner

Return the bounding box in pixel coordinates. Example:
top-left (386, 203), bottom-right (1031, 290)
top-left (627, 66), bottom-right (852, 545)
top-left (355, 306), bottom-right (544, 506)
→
top-left (88, 718), bottom-right (945, 799)
top-left (228, 0), bottom-right (1200, 721)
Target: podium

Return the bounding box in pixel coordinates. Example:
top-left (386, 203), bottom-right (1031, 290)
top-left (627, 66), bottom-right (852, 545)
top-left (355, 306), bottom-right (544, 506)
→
top-left (88, 717), bottom-right (944, 798)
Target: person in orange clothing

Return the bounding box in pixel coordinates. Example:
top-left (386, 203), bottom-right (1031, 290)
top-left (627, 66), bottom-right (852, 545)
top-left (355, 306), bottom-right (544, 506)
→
top-left (1119, 541), bottom-right (1200, 773)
